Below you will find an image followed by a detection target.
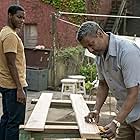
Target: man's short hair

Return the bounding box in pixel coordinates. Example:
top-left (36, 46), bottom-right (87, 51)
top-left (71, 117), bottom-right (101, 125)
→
top-left (8, 4), bottom-right (25, 15)
top-left (76, 21), bottom-right (103, 42)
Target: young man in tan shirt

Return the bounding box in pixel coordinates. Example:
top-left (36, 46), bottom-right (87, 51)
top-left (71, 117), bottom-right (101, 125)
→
top-left (0, 5), bottom-right (27, 140)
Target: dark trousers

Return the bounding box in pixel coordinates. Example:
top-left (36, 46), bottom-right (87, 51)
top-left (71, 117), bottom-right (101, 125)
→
top-left (0, 87), bottom-right (26, 140)
top-left (116, 118), bottom-right (140, 140)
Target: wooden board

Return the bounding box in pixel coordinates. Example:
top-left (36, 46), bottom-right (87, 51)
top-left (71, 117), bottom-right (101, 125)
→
top-left (24, 93), bottom-right (53, 131)
top-left (20, 124), bottom-right (80, 139)
top-left (70, 94), bottom-right (100, 139)
top-left (31, 99), bottom-right (96, 109)
top-left (46, 121), bottom-right (77, 125)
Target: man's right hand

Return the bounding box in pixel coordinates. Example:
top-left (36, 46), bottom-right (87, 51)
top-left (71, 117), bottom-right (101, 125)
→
top-left (17, 88), bottom-right (26, 105)
top-left (85, 110), bottom-right (100, 123)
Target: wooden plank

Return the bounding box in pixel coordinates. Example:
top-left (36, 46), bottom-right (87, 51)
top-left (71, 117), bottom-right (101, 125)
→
top-left (46, 121), bottom-right (77, 125)
top-left (31, 99), bottom-right (95, 109)
top-left (70, 94), bottom-right (101, 139)
top-left (20, 125), bottom-right (80, 139)
top-left (24, 93), bottom-right (53, 131)
top-left (21, 124), bottom-right (79, 132)
top-left (19, 128), bottom-right (32, 140)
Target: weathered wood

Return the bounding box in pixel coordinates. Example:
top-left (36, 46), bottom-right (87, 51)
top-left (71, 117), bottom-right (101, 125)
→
top-left (19, 128), bottom-right (32, 140)
top-left (20, 93), bottom-right (101, 139)
top-left (46, 120), bottom-right (77, 125)
top-left (70, 94), bottom-right (100, 139)
top-left (20, 125), bottom-right (80, 139)
top-left (31, 99), bottom-right (96, 109)
top-left (20, 124), bottom-right (101, 139)
top-left (24, 93), bottom-right (53, 131)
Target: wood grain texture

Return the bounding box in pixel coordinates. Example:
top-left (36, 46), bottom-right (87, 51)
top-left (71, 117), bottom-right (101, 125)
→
top-left (70, 94), bottom-right (101, 139)
top-left (31, 99), bottom-right (95, 109)
top-left (24, 93), bottom-right (53, 131)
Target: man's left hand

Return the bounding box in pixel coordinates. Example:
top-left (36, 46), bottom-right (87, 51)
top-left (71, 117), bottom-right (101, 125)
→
top-left (101, 122), bottom-right (117, 139)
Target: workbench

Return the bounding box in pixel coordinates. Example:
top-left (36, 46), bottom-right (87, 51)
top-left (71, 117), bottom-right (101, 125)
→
top-left (19, 93), bottom-right (102, 140)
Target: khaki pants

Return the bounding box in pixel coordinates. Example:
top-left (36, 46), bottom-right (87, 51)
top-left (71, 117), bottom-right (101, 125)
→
top-left (115, 118), bottom-right (140, 140)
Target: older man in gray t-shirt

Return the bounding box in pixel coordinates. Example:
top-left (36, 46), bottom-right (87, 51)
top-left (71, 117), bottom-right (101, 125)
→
top-left (77, 21), bottom-right (140, 140)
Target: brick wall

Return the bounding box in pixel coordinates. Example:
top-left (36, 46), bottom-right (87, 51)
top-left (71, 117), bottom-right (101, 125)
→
top-left (0, 0), bottom-right (112, 49)
top-left (86, 0), bottom-right (112, 24)
top-left (0, 0), bottom-right (78, 48)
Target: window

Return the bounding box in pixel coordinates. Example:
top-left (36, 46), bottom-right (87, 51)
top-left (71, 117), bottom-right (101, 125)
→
top-left (24, 24), bottom-right (38, 48)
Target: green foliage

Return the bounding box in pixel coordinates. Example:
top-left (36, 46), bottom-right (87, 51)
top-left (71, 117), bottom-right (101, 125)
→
top-left (41, 0), bottom-right (98, 24)
top-left (80, 63), bottom-right (97, 82)
top-left (55, 46), bottom-right (85, 73)
top-left (85, 81), bottom-right (93, 91)
top-left (55, 46), bottom-right (84, 62)
top-left (41, 0), bottom-right (86, 13)
top-left (55, 45), bottom-right (97, 91)
top-left (80, 63), bottom-right (97, 91)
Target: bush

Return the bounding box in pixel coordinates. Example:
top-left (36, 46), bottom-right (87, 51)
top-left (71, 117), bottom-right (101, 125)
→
top-left (80, 63), bottom-right (97, 91)
top-left (55, 46), bottom-right (85, 75)
top-left (80, 63), bottom-right (97, 82)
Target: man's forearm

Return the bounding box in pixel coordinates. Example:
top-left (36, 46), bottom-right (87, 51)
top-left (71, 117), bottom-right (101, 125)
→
top-left (8, 63), bottom-right (22, 89)
top-left (94, 80), bottom-right (109, 112)
top-left (115, 86), bottom-right (138, 123)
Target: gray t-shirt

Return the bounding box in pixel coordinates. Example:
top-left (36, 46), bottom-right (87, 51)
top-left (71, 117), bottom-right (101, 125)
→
top-left (96, 33), bottom-right (140, 123)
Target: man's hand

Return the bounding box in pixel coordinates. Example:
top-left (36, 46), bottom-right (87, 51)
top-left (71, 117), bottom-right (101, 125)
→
top-left (17, 88), bottom-right (26, 105)
top-left (101, 121), bottom-right (117, 139)
top-left (85, 110), bottom-right (100, 123)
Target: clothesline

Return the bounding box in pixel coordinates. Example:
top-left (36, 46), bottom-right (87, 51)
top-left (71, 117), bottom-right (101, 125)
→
top-left (59, 11), bottom-right (140, 19)
top-left (57, 18), bottom-right (80, 27)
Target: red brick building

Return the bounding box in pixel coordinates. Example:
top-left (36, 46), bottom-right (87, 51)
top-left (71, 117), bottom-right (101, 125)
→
top-left (0, 0), bottom-right (79, 49)
top-left (0, 0), bottom-right (113, 49)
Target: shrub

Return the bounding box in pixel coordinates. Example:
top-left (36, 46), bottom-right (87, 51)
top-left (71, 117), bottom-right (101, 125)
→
top-left (80, 63), bottom-right (97, 82)
top-left (80, 63), bottom-right (97, 91)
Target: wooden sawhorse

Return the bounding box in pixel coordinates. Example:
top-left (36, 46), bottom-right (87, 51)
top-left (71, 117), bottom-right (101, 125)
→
top-left (19, 93), bottom-right (101, 140)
